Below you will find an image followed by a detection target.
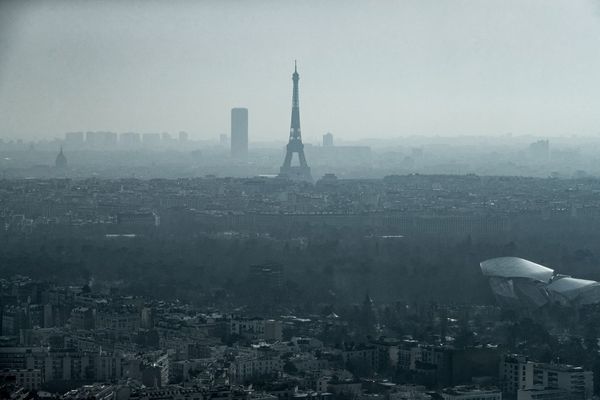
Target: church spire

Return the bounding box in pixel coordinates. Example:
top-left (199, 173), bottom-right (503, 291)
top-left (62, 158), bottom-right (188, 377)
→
top-left (55, 146), bottom-right (67, 169)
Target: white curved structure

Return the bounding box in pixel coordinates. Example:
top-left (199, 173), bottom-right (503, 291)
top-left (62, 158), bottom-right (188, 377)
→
top-left (480, 257), bottom-right (554, 283)
top-left (480, 257), bottom-right (600, 308)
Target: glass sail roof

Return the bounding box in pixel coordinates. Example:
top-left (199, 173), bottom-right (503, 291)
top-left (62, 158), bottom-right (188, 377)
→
top-left (480, 257), bottom-right (554, 283)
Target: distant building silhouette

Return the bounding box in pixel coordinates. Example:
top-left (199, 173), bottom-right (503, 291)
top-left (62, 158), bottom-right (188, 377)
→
top-left (280, 62), bottom-right (312, 182)
top-left (142, 133), bottom-right (161, 148)
top-left (64, 132), bottom-right (84, 147)
top-left (86, 131), bottom-right (117, 148)
top-left (55, 147), bottom-right (67, 169)
top-left (231, 108), bottom-right (248, 158)
top-left (220, 134), bottom-right (229, 147)
top-left (120, 132), bottom-right (141, 148)
top-left (529, 139), bottom-right (550, 160)
top-left (247, 263), bottom-right (284, 311)
top-left (323, 132), bottom-right (334, 147)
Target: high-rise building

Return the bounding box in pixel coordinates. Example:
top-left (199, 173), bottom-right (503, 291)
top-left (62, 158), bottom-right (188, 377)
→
top-left (178, 131), bottom-right (189, 143)
top-left (161, 132), bottom-right (172, 142)
top-left (323, 132), bottom-right (334, 147)
top-left (529, 139), bottom-right (550, 160)
top-left (86, 131), bottom-right (117, 148)
top-left (120, 132), bottom-right (141, 148)
top-left (280, 62), bottom-right (312, 181)
top-left (64, 132), bottom-right (84, 146)
top-left (85, 131), bottom-right (101, 147)
top-left (231, 108), bottom-right (248, 158)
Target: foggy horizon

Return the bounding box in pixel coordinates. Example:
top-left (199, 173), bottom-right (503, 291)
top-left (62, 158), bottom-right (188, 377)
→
top-left (3, 1), bottom-right (600, 142)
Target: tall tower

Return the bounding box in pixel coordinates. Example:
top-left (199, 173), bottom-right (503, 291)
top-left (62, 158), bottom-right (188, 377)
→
top-left (231, 108), bottom-right (248, 158)
top-left (280, 62), bottom-right (312, 182)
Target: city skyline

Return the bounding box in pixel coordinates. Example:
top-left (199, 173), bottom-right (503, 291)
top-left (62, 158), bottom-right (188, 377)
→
top-left (3, 1), bottom-right (600, 141)
top-left (2, 3), bottom-right (600, 399)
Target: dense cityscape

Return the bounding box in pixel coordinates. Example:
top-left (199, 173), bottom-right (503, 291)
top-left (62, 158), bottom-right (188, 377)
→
top-left (4, 128), bottom-right (600, 399)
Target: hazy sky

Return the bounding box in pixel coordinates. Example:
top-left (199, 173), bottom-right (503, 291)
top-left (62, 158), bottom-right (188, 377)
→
top-left (2, 0), bottom-right (600, 143)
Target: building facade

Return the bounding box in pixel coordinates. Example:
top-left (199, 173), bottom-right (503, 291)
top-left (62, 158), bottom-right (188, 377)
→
top-left (499, 355), bottom-right (593, 400)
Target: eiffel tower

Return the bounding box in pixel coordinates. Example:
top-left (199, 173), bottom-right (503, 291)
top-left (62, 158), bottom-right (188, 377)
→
top-left (279, 61), bottom-right (312, 182)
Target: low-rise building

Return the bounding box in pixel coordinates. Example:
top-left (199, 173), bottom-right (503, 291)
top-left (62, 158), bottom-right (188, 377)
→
top-left (440, 386), bottom-right (501, 400)
top-left (0, 368), bottom-right (42, 391)
top-left (499, 355), bottom-right (593, 400)
top-left (516, 388), bottom-right (571, 400)
top-left (230, 353), bottom-right (284, 383)
top-left (0, 347), bottom-right (124, 386)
